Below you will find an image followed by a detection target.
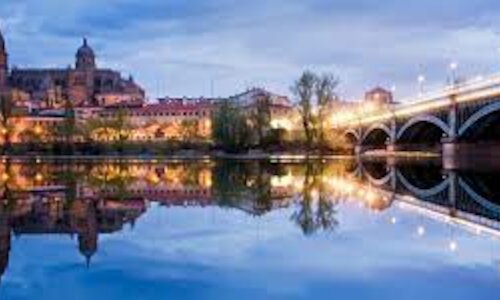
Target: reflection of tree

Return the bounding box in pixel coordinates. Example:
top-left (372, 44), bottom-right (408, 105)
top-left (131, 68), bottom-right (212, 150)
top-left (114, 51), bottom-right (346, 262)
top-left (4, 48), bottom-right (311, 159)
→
top-left (292, 161), bottom-right (339, 236)
top-left (212, 161), bottom-right (276, 215)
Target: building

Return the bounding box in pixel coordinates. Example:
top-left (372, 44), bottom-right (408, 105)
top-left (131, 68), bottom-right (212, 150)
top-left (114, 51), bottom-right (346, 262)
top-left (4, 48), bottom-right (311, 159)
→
top-left (364, 87), bottom-right (394, 105)
top-left (0, 28), bottom-right (300, 144)
top-left (94, 89), bottom-right (295, 142)
top-left (97, 97), bottom-right (216, 141)
top-left (229, 88), bottom-right (296, 130)
top-left (0, 28), bottom-right (145, 109)
top-left (0, 30), bottom-right (7, 92)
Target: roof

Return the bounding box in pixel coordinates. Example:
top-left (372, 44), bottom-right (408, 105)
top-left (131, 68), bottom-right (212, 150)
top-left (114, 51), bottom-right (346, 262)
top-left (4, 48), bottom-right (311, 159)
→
top-left (103, 99), bottom-right (215, 115)
top-left (76, 38), bottom-right (95, 58)
top-left (366, 87), bottom-right (391, 95)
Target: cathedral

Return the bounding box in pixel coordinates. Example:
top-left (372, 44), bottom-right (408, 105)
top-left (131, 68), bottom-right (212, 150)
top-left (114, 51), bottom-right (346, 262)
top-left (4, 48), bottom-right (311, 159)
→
top-left (0, 29), bottom-right (145, 109)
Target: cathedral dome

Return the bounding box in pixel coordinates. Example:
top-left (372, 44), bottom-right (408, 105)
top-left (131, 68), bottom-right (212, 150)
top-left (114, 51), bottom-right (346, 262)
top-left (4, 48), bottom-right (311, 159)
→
top-left (76, 38), bottom-right (94, 57)
top-left (76, 38), bottom-right (96, 69)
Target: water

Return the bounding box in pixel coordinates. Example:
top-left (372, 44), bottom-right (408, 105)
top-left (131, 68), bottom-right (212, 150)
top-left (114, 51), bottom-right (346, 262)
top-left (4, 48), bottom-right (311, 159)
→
top-left (0, 158), bottom-right (499, 299)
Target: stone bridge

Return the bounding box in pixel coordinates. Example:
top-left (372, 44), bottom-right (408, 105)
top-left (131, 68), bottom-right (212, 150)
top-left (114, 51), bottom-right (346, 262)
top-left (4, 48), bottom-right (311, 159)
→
top-left (338, 75), bottom-right (500, 159)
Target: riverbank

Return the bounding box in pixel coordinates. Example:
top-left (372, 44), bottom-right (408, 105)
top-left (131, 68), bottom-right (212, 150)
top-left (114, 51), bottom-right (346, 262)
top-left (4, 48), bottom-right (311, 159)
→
top-left (0, 152), bottom-right (356, 163)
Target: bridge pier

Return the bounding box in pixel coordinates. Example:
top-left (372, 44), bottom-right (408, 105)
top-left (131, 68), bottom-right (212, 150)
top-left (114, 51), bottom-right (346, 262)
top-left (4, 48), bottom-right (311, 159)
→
top-left (442, 141), bottom-right (500, 170)
top-left (354, 145), bottom-right (363, 156)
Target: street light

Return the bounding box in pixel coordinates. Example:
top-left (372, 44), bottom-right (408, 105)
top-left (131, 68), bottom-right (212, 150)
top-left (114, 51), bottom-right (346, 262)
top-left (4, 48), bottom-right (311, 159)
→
top-left (449, 240), bottom-right (458, 252)
top-left (418, 74), bottom-right (425, 96)
top-left (417, 226), bottom-right (426, 236)
top-left (449, 61), bottom-right (458, 85)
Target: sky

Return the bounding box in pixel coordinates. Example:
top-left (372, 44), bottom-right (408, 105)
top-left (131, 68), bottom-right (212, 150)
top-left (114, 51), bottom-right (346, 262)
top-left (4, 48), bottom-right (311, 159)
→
top-left (1, 0), bottom-right (500, 101)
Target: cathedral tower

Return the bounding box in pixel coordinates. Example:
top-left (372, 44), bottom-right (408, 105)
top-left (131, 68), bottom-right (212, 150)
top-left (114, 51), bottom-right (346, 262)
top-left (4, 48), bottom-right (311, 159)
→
top-left (70, 38), bottom-right (96, 105)
top-left (0, 29), bottom-right (8, 88)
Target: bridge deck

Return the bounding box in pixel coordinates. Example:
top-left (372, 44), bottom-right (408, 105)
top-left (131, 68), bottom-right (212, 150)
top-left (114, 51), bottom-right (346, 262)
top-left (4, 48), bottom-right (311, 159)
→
top-left (337, 73), bottom-right (500, 127)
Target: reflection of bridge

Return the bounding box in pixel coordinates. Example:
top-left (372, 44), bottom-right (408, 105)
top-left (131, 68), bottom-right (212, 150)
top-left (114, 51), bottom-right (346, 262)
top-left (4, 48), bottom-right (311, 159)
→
top-left (339, 75), bottom-right (500, 158)
top-left (354, 161), bottom-right (500, 235)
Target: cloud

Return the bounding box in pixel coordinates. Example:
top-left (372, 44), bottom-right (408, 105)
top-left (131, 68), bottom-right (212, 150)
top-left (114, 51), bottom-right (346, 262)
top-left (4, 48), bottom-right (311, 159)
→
top-left (1, 0), bottom-right (500, 100)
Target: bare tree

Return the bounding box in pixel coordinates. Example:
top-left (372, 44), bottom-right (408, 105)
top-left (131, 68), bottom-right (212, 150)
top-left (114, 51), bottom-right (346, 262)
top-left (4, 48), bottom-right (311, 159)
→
top-left (291, 71), bottom-right (317, 150)
top-left (315, 74), bottom-right (339, 148)
top-left (251, 93), bottom-right (272, 146)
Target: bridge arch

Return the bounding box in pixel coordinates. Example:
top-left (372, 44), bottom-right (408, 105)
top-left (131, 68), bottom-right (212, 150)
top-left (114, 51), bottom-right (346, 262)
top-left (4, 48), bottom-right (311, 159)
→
top-left (397, 115), bottom-right (449, 151)
top-left (344, 129), bottom-right (360, 145)
top-left (362, 161), bottom-right (393, 186)
top-left (397, 115), bottom-right (450, 141)
top-left (458, 101), bottom-right (500, 142)
top-left (362, 124), bottom-right (392, 144)
top-left (396, 170), bottom-right (450, 198)
top-left (361, 125), bottom-right (391, 149)
top-left (458, 178), bottom-right (500, 215)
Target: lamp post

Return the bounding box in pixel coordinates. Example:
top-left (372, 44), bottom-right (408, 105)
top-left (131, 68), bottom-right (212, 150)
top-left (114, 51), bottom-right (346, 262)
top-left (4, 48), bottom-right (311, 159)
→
top-left (418, 74), bottom-right (425, 96)
top-left (449, 61), bottom-right (458, 86)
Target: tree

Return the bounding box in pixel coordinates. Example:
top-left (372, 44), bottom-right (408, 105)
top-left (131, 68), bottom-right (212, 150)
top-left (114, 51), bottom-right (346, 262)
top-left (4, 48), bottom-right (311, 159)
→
top-left (53, 98), bottom-right (78, 154)
top-left (212, 99), bottom-right (251, 152)
top-left (292, 71), bottom-right (317, 150)
top-left (292, 71), bottom-right (342, 151)
top-left (109, 107), bottom-right (132, 153)
top-left (0, 94), bottom-right (14, 155)
top-left (315, 73), bottom-right (339, 148)
top-left (291, 161), bottom-right (338, 236)
top-left (250, 94), bottom-right (272, 146)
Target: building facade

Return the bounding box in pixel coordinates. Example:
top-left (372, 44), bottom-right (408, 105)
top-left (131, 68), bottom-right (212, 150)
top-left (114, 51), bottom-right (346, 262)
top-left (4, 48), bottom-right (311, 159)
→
top-left (364, 87), bottom-right (394, 105)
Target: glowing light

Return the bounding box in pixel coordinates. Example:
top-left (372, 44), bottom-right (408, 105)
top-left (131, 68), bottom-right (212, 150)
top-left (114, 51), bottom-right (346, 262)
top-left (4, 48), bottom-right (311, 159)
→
top-left (35, 173), bottom-right (43, 182)
top-left (34, 126), bottom-right (43, 135)
top-left (310, 189), bottom-right (319, 200)
top-left (390, 217), bottom-right (397, 224)
top-left (271, 118), bottom-right (292, 131)
top-left (449, 241), bottom-right (458, 252)
top-left (417, 226), bottom-right (426, 236)
top-left (271, 173), bottom-right (294, 187)
top-left (449, 62), bottom-right (458, 70)
top-left (1, 173), bottom-right (9, 182)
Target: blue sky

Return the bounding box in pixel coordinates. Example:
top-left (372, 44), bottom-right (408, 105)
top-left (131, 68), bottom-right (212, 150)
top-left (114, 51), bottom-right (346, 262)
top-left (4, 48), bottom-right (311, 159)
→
top-left (1, 0), bottom-right (500, 101)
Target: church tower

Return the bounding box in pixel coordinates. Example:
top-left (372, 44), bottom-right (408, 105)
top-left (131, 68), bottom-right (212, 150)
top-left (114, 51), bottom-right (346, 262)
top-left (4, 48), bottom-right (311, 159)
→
top-left (70, 38), bottom-right (96, 105)
top-left (0, 28), bottom-right (8, 89)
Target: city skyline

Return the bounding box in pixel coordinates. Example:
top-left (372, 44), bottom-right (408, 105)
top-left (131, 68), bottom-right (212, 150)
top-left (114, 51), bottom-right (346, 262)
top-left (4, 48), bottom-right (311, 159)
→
top-left (1, 0), bottom-right (500, 101)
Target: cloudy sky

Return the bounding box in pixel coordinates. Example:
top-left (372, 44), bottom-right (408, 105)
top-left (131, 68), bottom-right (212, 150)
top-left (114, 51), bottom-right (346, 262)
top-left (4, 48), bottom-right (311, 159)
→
top-left (1, 0), bottom-right (500, 101)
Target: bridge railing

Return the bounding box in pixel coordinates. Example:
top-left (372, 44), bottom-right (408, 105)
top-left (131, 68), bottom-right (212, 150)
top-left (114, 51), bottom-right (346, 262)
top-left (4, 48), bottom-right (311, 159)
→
top-left (334, 73), bottom-right (500, 128)
top-left (399, 73), bottom-right (500, 105)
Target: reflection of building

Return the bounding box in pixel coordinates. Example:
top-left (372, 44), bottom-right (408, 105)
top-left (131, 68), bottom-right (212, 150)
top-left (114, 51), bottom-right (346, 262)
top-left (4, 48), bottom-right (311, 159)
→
top-left (0, 210), bottom-right (11, 284)
top-left (0, 193), bottom-right (146, 272)
top-left (0, 161), bottom-right (299, 278)
top-left (0, 28), bottom-right (145, 109)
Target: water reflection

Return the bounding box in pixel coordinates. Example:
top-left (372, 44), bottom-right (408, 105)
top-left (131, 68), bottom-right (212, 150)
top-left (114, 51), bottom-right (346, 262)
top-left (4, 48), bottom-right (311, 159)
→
top-left (0, 158), bottom-right (499, 288)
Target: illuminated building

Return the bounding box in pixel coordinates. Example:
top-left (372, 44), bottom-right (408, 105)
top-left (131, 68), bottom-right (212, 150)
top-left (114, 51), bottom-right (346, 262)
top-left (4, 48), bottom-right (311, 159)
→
top-left (0, 29), bottom-right (145, 109)
top-left (364, 87), bottom-right (394, 105)
top-left (230, 88), bottom-right (296, 130)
